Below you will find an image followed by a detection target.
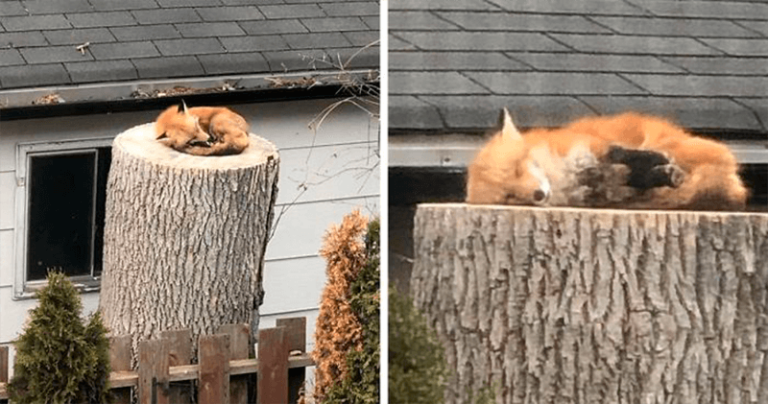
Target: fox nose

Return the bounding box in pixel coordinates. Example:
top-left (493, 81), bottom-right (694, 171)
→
top-left (532, 189), bottom-right (549, 204)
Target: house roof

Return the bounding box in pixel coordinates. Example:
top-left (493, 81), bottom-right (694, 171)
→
top-left (0, 0), bottom-right (379, 105)
top-left (389, 0), bottom-right (768, 134)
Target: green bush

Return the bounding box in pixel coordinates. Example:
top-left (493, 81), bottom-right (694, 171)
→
top-left (388, 288), bottom-right (448, 404)
top-left (8, 271), bottom-right (113, 404)
top-left (323, 219), bottom-right (380, 404)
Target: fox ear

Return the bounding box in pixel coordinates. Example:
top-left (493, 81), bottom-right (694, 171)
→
top-left (177, 100), bottom-right (190, 115)
top-left (498, 107), bottom-right (522, 140)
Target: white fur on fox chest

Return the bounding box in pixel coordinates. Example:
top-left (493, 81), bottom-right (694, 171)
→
top-left (528, 142), bottom-right (600, 206)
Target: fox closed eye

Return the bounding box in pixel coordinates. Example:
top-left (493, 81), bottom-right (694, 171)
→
top-left (514, 164), bottom-right (524, 177)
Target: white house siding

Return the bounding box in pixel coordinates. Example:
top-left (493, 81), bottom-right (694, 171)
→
top-left (0, 97), bottom-right (380, 365)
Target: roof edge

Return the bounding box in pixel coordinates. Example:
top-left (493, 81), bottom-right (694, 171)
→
top-left (0, 69), bottom-right (379, 120)
top-left (389, 133), bottom-right (768, 168)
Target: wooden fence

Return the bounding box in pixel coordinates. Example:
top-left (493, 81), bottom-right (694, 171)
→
top-left (0, 317), bottom-right (313, 404)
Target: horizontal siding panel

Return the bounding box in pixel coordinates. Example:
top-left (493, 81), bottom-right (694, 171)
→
top-left (265, 196), bottom-right (379, 260)
top-left (0, 230), bottom-right (13, 287)
top-left (0, 172), bottom-right (13, 230)
top-left (276, 142), bottom-right (379, 205)
top-left (232, 100), bottom-right (380, 150)
top-left (0, 286), bottom-right (99, 344)
top-left (260, 256), bottom-right (324, 314)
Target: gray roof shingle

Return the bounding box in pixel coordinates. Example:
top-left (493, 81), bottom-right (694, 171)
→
top-left (109, 24), bottom-right (181, 41)
top-left (0, 2), bottom-right (28, 17)
top-left (0, 64), bottom-right (71, 88)
top-left (390, 0), bottom-right (768, 132)
top-left (0, 31), bottom-right (47, 47)
top-left (0, 0), bottom-right (380, 97)
top-left (89, 0), bottom-right (159, 12)
top-left (66, 11), bottom-right (136, 27)
top-left (21, 45), bottom-right (95, 64)
top-left (66, 60), bottom-right (138, 82)
top-left (43, 28), bottom-right (117, 45)
top-left (23, 0), bottom-right (93, 15)
top-left (195, 6), bottom-right (265, 21)
top-left (3, 14), bottom-right (72, 31)
top-left (132, 55), bottom-right (205, 78)
top-left (0, 49), bottom-right (25, 66)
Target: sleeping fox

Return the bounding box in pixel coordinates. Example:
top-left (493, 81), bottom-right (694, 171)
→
top-left (466, 109), bottom-right (748, 211)
top-left (155, 102), bottom-right (249, 156)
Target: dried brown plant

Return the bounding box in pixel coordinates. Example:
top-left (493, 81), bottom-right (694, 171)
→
top-left (312, 210), bottom-right (370, 402)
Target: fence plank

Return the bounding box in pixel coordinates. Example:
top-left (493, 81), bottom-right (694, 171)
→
top-left (277, 318), bottom-right (307, 404)
top-left (276, 318), bottom-right (306, 353)
top-left (109, 354), bottom-right (312, 388)
top-left (161, 329), bottom-right (193, 404)
top-left (258, 326), bottom-right (288, 404)
top-left (139, 339), bottom-right (170, 404)
top-left (0, 345), bottom-right (8, 384)
top-left (218, 324), bottom-right (250, 404)
top-left (199, 334), bottom-right (230, 404)
top-left (0, 345), bottom-right (8, 400)
top-left (109, 336), bottom-right (132, 404)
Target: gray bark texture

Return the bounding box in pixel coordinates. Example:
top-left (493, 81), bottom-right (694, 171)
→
top-left (411, 203), bottom-right (768, 404)
top-left (99, 123), bottom-right (279, 363)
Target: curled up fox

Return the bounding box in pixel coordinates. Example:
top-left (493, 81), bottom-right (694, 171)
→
top-left (155, 102), bottom-right (249, 156)
top-left (466, 109), bottom-right (748, 211)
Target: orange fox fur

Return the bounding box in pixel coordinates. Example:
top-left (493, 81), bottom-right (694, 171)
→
top-left (466, 109), bottom-right (748, 211)
top-left (155, 103), bottom-right (249, 156)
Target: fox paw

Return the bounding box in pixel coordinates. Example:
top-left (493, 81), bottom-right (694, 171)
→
top-left (188, 140), bottom-right (213, 147)
top-left (652, 164), bottom-right (685, 188)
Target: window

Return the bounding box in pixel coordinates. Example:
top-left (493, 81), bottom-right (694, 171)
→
top-left (742, 164), bottom-right (768, 211)
top-left (15, 139), bottom-right (112, 297)
top-left (727, 142), bottom-right (768, 211)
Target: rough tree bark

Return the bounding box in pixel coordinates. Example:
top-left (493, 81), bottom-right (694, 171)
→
top-left (99, 123), bottom-right (279, 362)
top-left (411, 203), bottom-right (768, 404)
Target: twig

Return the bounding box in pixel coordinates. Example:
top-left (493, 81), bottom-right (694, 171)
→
top-left (76, 42), bottom-right (90, 55)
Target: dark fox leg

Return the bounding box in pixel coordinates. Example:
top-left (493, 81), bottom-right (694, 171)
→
top-left (606, 146), bottom-right (684, 190)
top-left (647, 164), bottom-right (685, 189)
top-left (184, 132), bottom-right (248, 156)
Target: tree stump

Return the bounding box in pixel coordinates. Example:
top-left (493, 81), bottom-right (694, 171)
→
top-left (411, 203), bottom-right (768, 404)
top-left (99, 123), bottom-right (279, 362)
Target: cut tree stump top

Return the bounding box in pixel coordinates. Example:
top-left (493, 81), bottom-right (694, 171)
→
top-left (114, 123), bottom-right (279, 170)
top-left (422, 202), bottom-right (767, 218)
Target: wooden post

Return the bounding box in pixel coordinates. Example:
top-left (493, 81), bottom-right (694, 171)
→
top-left (99, 124), bottom-right (280, 362)
top-left (0, 346), bottom-right (7, 386)
top-left (199, 334), bottom-right (230, 404)
top-left (0, 346), bottom-right (6, 401)
top-left (258, 326), bottom-right (288, 404)
top-left (411, 203), bottom-right (768, 404)
top-left (138, 339), bottom-right (170, 404)
top-left (161, 329), bottom-right (193, 404)
top-left (277, 317), bottom-right (307, 404)
top-left (219, 324), bottom-right (250, 404)
top-left (0, 345), bottom-right (7, 401)
top-left (109, 335), bottom-right (132, 404)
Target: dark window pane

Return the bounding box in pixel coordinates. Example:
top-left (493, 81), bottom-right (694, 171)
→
top-left (743, 164), bottom-right (768, 211)
top-left (26, 152), bottom-right (96, 281)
